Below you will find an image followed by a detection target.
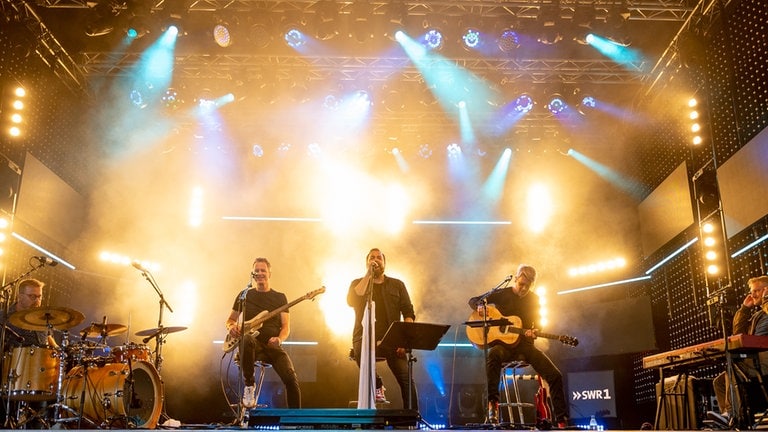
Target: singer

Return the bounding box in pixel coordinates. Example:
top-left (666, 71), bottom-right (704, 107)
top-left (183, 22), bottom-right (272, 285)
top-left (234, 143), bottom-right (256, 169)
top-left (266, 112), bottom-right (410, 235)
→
top-left (467, 264), bottom-right (570, 427)
top-left (224, 257), bottom-right (301, 409)
top-left (347, 248), bottom-right (418, 409)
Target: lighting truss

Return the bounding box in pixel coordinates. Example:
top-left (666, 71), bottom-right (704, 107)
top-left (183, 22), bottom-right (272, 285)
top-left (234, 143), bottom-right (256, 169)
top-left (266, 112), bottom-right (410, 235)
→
top-left (37, 0), bottom-right (696, 23)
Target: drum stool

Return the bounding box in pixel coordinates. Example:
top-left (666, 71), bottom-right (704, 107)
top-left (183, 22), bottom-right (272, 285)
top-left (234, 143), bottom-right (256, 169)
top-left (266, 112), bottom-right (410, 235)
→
top-left (499, 360), bottom-right (535, 424)
top-left (252, 361), bottom-right (272, 407)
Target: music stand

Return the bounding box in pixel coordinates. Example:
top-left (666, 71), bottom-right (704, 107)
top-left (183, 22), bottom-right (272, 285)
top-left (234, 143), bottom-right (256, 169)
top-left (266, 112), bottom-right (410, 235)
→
top-left (378, 322), bottom-right (450, 416)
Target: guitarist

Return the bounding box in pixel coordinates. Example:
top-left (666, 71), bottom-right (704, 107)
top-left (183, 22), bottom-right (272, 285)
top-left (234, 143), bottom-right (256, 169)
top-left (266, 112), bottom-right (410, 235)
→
top-left (347, 248), bottom-right (418, 410)
top-left (468, 264), bottom-right (569, 428)
top-left (225, 257), bottom-right (302, 409)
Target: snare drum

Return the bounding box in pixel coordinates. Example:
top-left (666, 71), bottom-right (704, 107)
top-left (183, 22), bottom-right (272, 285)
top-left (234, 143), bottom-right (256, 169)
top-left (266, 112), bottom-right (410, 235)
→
top-left (3, 346), bottom-right (60, 401)
top-left (61, 361), bottom-right (163, 429)
top-left (111, 343), bottom-right (151, 363)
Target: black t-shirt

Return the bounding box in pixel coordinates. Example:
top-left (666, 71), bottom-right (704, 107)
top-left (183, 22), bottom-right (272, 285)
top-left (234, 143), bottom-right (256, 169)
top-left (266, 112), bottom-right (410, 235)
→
top-left (232, 288), bottom-right (288, 343)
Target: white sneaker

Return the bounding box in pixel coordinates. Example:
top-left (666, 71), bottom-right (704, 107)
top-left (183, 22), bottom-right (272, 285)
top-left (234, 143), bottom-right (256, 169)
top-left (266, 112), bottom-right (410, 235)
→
top-left (375, 386), bottom-right (388, 403)
top-left (242, 385), bottom-right (257, 408)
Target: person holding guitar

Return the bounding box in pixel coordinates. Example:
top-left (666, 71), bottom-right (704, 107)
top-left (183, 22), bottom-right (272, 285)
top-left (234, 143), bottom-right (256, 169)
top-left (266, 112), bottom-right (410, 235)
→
top-left (225, 257), bottom-right (301, 409)
top-left (468, 264), bottom-right (569, 427)
top-left (347, 248), bottom-right (418, 410)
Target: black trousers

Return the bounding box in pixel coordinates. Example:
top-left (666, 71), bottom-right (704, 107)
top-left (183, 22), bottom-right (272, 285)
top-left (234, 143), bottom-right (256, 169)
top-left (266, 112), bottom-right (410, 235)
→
top-left (352, 340), bottom-right (419, 410)
top-left (239, 337), bottom-right (301, 408)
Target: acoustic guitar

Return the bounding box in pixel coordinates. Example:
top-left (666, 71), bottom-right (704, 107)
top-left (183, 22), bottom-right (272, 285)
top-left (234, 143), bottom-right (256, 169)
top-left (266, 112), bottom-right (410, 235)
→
top-left (223, 287), bottom-right (325, 353)
top-left (465, 306), bottom-right (579, 348)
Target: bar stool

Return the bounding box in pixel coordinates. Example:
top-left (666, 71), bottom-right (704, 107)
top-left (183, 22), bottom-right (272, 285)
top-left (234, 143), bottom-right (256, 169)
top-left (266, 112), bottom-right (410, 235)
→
top-left (253, 361), bottom-right (272, 408)
top-left (499, 360), bottom-right (536, 425)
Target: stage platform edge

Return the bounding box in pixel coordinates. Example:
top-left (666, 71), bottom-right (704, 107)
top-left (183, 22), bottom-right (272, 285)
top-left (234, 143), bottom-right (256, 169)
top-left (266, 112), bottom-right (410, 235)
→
top-left (247, 408), bottom-right (420, 429)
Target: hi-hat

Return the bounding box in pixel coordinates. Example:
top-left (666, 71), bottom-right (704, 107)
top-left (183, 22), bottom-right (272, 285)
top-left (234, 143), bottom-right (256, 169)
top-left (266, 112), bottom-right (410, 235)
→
top-left (79, 323), bottom-right (128, 337)
top-left (9, 306), bottom-right (85, 331)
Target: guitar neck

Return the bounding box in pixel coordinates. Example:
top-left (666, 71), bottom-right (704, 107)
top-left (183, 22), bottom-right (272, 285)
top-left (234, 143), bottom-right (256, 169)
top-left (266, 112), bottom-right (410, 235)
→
top-left (247, 294), bottom-right (308, 325)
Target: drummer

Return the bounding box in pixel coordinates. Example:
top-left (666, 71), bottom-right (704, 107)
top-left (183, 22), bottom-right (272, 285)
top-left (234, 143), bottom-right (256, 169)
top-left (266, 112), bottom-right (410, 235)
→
top-left (2, 279), bottom-right (58, 349)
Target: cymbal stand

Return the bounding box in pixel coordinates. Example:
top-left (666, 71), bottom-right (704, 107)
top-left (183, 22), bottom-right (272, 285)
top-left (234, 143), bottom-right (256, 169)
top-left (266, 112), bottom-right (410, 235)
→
top-left (52, 332), bottom-right (72, 424)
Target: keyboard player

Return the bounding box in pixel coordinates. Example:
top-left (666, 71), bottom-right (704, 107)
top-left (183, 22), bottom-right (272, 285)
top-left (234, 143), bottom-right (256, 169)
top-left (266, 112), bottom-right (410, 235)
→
top-left (710, 275), bottom-right (768, 426)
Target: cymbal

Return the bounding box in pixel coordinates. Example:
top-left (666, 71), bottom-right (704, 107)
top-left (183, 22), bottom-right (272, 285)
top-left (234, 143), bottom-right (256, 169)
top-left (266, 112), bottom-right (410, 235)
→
top-left (9, 306), bottom-right (85, 331)
top-left (135, 326), bottom-right (187, 337)
top-left (79, 323), bottom-right (128, 337)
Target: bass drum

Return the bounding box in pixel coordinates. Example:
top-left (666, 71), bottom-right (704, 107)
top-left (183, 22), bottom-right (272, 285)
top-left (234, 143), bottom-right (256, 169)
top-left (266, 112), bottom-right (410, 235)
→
top-left (61, 361), bottom-right (163, 429)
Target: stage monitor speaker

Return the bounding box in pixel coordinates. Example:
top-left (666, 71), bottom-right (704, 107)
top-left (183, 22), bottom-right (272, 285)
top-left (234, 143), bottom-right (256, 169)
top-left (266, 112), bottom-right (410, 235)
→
top-left (248, 408), bottom-right (419, 429)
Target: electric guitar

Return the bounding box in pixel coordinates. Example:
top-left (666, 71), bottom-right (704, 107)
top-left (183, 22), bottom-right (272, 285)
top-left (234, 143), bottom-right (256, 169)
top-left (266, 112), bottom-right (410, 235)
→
top-left (535, 375), bottom-right (552, 424)
top-left (223, 287), bottom-right (325, 353)
top-left (465, 306), bottom-right (579, 348)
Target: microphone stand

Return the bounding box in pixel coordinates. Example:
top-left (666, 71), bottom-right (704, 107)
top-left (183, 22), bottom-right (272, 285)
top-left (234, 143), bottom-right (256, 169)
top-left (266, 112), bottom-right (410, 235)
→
top-left (236, 282), bottom-right (251, 427)
top-left (136, 267), bottom-right (175, 426)
top-left (136, 268), bottom-right (174, 373)
top-left (359, 263), bottom-right (376, 408)
top-left (472, 275), bottom-right (513, 425)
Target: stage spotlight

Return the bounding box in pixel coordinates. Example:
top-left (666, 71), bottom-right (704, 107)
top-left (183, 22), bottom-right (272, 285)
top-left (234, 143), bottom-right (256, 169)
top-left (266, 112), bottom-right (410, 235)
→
top-left (382, 88), bottom-right (406, 112)
top-left (536, 4), bottom-right (562, 45)
top-left (349, 0), bottom-right (374, 43)
top-left (314, 0), bottom-right (339, 41)
top-left (160, 0), bottom-right (188, 37)
top-left (247, 13), bottom-right (273, 49)
top-left (513, 94), bottom-right (534, 113)
top-left (462, 28), bottom-right (481, 49)
top-left (572, 6), bottom-right (595, 45)
top-left (162, 88), bottom-right (183, 111)
top-left (323, 92), bottom-right (341, 111)
top-left (213, 21), bottom-right (234, 47)
top-left (418, 144), bottom-right (433, 159)
top-left (85, 0), bottom-right (122, 37)
top-left (383, 1), bottom-right (407, 39)
top-left (577, 95), bottom-right (596, 115)
top-left (498, 28), bottom-right (520, 52)
top-left (123, 0), bottom-right (153, 39)
top-left (546, 94), bottom-right (567, 115)
top-left (605, 1), bottom-right (632, 46)
top-left (446, 143), bottom-right (462, 158)
top-left (423, 28), bottom-right (444, 51)
top-left (285, 28), bottom-right (307, 48)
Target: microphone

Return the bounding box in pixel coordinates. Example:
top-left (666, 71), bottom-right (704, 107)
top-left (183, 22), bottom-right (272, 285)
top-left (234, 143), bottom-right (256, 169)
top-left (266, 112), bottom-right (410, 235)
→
top-left (131, 261), bottom-right (148, 272)
top-left (33, 256), bottom-right (58, 267)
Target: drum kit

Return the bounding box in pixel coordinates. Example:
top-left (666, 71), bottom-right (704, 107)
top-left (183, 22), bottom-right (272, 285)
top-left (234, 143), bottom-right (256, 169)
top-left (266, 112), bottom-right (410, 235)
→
top-left (1, 305), bottom-right (187, 429)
